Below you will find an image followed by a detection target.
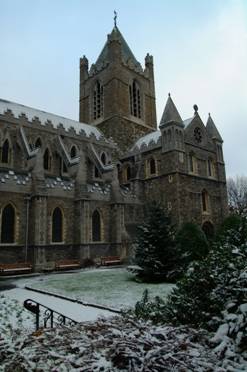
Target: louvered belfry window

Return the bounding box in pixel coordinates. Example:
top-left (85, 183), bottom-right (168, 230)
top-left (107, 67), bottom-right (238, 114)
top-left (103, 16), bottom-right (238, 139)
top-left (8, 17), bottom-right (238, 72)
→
top-left (129, 80), bottom-right (141, 118)
top-left (93, 81), bottom-right (103, 120)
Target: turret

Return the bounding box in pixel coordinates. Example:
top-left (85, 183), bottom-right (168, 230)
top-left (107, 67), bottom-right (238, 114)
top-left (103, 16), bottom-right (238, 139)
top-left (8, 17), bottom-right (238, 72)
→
top-left (159, 94), bottom-right (184, 153)
top-left (206, 113), bottom-right (225, 181)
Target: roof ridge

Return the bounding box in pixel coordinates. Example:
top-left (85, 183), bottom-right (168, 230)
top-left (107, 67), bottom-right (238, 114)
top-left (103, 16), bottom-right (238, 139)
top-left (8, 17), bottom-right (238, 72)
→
top-left (0, 98), bottom-right (103, 140)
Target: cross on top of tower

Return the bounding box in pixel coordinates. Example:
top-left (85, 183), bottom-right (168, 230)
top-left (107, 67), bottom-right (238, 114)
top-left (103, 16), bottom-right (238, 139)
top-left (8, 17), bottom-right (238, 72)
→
top-left (114, 10), bottom-right (117, 27)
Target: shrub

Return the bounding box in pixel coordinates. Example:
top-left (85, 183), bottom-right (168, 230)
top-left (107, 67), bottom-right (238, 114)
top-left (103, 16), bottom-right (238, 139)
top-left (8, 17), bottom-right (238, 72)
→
top-left (216, 214), bottom-right (247, 246)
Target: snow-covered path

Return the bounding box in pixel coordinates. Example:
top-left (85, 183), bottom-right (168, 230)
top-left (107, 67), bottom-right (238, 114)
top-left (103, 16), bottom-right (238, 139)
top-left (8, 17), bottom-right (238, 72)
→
top-left (4, 287), bottom-right (114, 323)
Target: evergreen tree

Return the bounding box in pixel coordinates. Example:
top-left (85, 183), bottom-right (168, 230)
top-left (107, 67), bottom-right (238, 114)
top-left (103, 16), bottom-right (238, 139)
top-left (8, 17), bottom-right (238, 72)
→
top-left (134, 202), bottom-right (177, 282)
top-left (175, 222), bottom-right (209, 268)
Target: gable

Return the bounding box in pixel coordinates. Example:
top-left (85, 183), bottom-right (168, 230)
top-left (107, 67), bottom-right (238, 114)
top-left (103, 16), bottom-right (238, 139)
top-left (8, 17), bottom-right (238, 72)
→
top-left (184, 115), bottom-right (213, 150)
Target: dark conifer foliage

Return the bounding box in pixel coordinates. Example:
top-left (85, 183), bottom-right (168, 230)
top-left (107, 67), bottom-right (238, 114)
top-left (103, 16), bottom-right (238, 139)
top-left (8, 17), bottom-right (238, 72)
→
top-left (134, 202), bottom-right (178, 282)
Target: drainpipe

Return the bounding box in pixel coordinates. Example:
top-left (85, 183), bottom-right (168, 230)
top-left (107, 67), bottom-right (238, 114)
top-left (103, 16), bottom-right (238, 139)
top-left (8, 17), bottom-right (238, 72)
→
top-left (24, 195), bottom-right (31, 263)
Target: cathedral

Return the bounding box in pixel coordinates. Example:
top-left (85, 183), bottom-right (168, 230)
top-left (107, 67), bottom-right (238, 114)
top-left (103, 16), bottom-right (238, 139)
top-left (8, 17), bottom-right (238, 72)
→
top-left (0, 22), bottom-right (228, 270)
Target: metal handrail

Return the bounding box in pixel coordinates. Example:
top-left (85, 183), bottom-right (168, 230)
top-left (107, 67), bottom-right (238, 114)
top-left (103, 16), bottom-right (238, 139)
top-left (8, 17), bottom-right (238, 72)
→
top-left (23, 298), bottom-right (77, 331)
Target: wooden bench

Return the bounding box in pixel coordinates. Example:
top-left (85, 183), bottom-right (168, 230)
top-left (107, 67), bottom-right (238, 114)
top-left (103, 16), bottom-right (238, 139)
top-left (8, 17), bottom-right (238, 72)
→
top-left (0, 262), bottom-right (32, 275)
top-left (55, 260), bottom-right (81, 271)
top-left (101, 256), bottom-right (122, 266)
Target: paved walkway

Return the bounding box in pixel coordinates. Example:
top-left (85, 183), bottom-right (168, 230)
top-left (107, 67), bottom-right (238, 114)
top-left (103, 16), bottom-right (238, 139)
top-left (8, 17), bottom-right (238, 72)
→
top-left (5, 287), bottom-right (114, 322)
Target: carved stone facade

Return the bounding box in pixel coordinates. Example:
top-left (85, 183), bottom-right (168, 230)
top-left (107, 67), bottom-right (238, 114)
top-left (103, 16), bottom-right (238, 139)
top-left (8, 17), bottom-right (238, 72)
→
top-left (0, 25), bottom-right (228, 270)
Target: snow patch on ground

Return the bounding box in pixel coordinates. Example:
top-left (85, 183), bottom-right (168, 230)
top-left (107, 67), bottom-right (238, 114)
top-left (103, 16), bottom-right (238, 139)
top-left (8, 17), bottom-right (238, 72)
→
top-left (12, 268), bottom-right (175, 309)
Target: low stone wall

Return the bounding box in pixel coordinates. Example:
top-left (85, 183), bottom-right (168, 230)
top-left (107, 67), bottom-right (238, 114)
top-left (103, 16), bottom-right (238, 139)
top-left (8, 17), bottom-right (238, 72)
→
top-left (0, 243), bottom-right (125, 272)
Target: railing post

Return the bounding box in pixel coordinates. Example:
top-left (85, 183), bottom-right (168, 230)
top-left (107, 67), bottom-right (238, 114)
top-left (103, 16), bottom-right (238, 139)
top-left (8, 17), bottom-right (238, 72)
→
top-left (36, 304), bottom-right (40, 331)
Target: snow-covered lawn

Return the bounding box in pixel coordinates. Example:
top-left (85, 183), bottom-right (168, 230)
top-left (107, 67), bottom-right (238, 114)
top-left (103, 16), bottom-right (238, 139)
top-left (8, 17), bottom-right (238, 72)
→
top-left (13, 268), bottom-right (175, 309)
top-left (0, 267), bottom-right (246, 371)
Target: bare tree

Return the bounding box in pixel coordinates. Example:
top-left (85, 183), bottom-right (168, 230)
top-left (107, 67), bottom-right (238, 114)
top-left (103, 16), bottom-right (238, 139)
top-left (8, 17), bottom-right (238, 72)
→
top-left (227, 176), bottom-right (247, 216)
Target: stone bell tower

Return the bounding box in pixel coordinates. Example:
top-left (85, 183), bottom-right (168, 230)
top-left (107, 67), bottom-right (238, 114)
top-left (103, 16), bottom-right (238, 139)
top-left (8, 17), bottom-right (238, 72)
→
top-left (79, 17), bottom-right (157, 153)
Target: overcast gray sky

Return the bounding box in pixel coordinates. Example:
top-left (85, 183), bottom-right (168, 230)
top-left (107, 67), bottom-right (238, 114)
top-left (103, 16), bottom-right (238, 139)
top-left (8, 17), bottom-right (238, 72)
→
top-left (1, 0), bottom-right (246, 177)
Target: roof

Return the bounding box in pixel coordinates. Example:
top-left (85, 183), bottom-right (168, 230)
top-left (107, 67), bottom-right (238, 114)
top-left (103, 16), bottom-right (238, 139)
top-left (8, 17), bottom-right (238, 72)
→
top-left (159, 95), bottom-right (183, 127)
top-left (95, 26), bottom-right (141, 69)
top-left (0, 99), bottom-right (103, 140)
top-left (131, 130), bottom-right (161, 151)
top-left (206, 114), bottom-right (223, 142)
top-left (183, 117), bottom-right (194, 127)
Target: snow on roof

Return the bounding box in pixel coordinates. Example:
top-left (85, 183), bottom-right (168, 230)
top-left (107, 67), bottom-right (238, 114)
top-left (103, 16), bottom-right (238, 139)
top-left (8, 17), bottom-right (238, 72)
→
top-left (0, 99), bottom-right (103, 140)
top-left (132, 130), bottom-right (161, 150)
top-left (183, 117), bottom-right (194, 127)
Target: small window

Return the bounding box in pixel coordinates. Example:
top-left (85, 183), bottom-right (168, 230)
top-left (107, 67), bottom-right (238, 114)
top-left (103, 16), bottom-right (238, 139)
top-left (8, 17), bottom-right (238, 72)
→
top-left (44, 148), bottom-right (51, 171)
top-left (35, 138), bottom-right (42, 148)
top-left (1, 139), bottom-right (9, 163)
top-left (126, 165), bottom-right (131, 182)
top-left (149, 158), bottom-right (156, 175)
top-left (217, 145), bottom-right (223, 162)
top-left (52, 207), bottom-right (63, 242)
top-left (94, 166), bottom-right (100, 178)
top-left (208, 159), bottom-right (212, 176)
top-left (202, 190), bottom-right (209, 212)
top-left (62, 161), bottom-right (68, 173)
top-left (70, 146), bottom-right (77, 158)
top-left (1, 204), bottom-right (15, 243)
top-left (189, 153), bottom-right (197, 174)
top-left (101, 152), bottom-right (106, 165)
top-left (92, 210), bottom-right (101, 242)
top-left (189, 153), bottom-right (194, 172)
top-left (208, 159), bottom-right (216, 178)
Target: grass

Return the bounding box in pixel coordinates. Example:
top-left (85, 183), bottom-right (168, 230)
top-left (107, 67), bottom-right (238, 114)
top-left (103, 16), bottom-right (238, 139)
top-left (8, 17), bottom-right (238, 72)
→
top-left (24, 268), bottom-right (175, 309)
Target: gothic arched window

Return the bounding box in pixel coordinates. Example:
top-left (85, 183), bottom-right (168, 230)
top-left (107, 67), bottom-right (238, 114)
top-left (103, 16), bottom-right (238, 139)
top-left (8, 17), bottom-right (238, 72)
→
top-left (93, 81), bottom-right (103, 120)
top-left (92, 210), bottom-right (101, 242)
top-left (202, 190), bottom-right (209, 212)
top-left (129, 80), bottom-right (141, 118)
top-left (101, 152), bottom-right (106, 165)
top-left (149, 158), bottom-right (156, 175)
top-left (94, 166), bottom-right (100, 178)
top-left (1, 139), bottom-right (10, 163)
top-left (52, 207), bottom-right (63, 242)
top-left (35, 138), bottom-right (42, 149)
top-left (70, 146), bottom-right (77, 159)
top-left (44, 148), bottom-right (51, 171)
top-left (217, 144), bottom-right (223, 162)
top-left (189, 153), bottom-right (197, 174)
top-left (208, 158), bottom-right (215, 177)
top-left (123, 165), bottom-right (131, 183)
top-left (1, 204), bottom-right (15, 243)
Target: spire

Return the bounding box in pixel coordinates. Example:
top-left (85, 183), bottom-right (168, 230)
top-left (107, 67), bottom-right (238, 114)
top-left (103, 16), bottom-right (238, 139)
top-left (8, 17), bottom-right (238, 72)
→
top-left (159, 94), bottom-right (183, 127)
top-left (206, 113), bottom-right (223, 142)
top-left (94, 25), bottom-right (141, 69)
